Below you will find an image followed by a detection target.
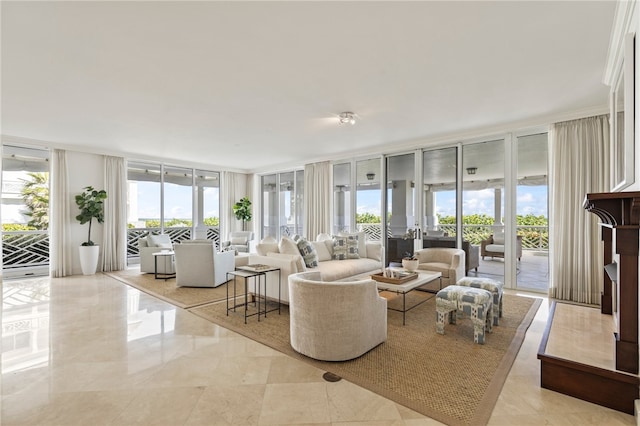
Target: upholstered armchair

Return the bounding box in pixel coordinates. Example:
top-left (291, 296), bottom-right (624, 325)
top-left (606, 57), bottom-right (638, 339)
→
top-left (288, 271), bottom-right (387, 361)
top-left (222, 231), bottom-right (254, 253)
top-left (481, 233), bottom-right (523, 261)
top-left (139, 234), bottom-right (173, 273)
top-left (173, 242), bottom-right (235, 287)
top-left (413, 248), bottom-right (465, 287)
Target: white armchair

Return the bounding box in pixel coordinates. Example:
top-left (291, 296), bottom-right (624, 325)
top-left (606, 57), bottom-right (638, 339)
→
top-left (414, 247), bottom-right (465, 287)
top-left (139, 234), bottom-right (173, 273)
top-left (222, 231), bottom-right (254, 253)
top-left (288, 271), bottom-right (387, 361)
top-left (173, 242), bottom-right (235, 288)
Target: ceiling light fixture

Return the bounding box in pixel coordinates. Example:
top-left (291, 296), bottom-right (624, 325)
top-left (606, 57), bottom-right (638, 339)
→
top-left (366, 172), bottom-right (375, 181)
top-left (466, 167), bottom-right (477, 175)
top-left (338, 112), bottom-right (356, 125)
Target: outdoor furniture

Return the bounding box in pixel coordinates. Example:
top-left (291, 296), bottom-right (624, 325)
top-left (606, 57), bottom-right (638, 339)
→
top-left (413, 248), bottom-right (465, 287)
top-left (288, 271), bottom-right (387, 361)
top-left (173, 242), bottom-right (235, 287)
top-left (436, 285), bottom-right (493, 344)
top-left (481, 233), bottom-right (523, 261)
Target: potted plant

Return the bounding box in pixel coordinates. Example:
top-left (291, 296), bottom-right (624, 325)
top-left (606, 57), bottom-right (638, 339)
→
top-left (233, 197), bottom-right (252, 231)
top-left (402, 252), bottom-right (419, 272)
top-left (75, 186), bottom-right (107, 275)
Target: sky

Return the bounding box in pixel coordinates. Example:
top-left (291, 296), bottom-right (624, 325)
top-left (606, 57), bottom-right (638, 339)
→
top-left (356, 186), bottom-right (548, 218)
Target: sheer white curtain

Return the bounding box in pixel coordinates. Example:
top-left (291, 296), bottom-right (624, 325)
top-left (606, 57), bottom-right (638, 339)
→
top-left (221, 171), bottom-right (249, 239)
top-left (102, 156), bottom-right (127, 271)
top-left (50, 149), bottom-right (72, 277)
top-left (549, 114), bottom-right (610, 304)
top-left (304, 161), bottom-right (331, 240)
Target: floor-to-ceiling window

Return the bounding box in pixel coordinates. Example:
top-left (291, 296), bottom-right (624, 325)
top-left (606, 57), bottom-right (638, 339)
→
top-left (127, 162), bottom-right (220, 262)
top-left (516, 133), bottom-right (549, 291)
top-left (385, 153), bottom-right (416, 264)
top-left (1, 144), bottom-right (50, 278)
top-left (422, 147), bottom-right (458, 236)
top-left (333, 162), bottom-right (351, 234)
top-left (260, 170), bottom-right (303, 240)
top-left (462, 139), bottom-right (505, 280)
top-left (356, 158), bottom-right (382, 241)
top-left (162, 166), bottom-right (193, 242)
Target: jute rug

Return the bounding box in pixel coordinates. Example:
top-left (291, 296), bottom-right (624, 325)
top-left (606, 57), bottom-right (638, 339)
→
top-left (105, 269), bottom-right (244, 309)
top-left (190, 291), bottom-right (541, 426)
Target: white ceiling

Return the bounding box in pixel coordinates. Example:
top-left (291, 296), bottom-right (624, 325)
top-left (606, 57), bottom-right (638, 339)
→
top-left (1, 1), bottom-right (616, 173)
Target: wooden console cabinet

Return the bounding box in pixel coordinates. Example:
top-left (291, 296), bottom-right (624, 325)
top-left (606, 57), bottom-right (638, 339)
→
top-left (538, 191), bottom-right (640, 415)
top-left (584, 191), bottom-right (640, 374)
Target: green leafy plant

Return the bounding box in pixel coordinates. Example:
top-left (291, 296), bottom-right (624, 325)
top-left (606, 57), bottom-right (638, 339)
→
top-left (233, 197), bottom-right (252, 231)
top-left (75, 186), bottom-right (107, 246)
top-left (20, 172), bottom-right (49, 230)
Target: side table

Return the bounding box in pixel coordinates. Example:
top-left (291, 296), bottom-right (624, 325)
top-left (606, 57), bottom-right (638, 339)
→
top-left (152, 251), bottom-right (176, 280)
top-left (226, 266), bottom-right (281, 324)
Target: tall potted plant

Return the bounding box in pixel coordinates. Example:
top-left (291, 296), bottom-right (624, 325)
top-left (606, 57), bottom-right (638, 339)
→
top-left (75, 186), bottom-right (107, 275)
top-left (233, 197), bottom-right (252, 231)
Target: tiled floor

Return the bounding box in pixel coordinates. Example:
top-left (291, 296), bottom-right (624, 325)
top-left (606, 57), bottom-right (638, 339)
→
top-left (1, 273), bottom-right (635, 425)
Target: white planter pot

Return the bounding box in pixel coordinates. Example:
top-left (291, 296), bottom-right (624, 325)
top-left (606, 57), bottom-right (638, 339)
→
top-left (402, 258), bottom-right (419, 272)
top-left (79, 245), bottom-right (100, 275)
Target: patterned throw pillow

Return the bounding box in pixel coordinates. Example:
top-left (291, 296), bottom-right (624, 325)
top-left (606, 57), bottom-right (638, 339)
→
top-left (296, 237), bottom-right (319, 268)
top-left (332, 235), bottom-right (360, 260)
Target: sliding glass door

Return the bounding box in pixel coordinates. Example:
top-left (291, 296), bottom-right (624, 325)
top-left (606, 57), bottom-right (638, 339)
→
top-left (385, 153), bottom-right (416, 265)
top-left (462, 139), bottom-right (505, 280)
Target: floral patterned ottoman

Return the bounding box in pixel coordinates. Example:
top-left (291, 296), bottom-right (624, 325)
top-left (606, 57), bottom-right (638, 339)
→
top-left (435, 285), bottom-right (493, 344)
top-left (456, 277), bottom-right (503, 325)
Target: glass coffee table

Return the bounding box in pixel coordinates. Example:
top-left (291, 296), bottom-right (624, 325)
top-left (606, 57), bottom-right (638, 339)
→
top-left (374, 271), bottom-right (442, 325)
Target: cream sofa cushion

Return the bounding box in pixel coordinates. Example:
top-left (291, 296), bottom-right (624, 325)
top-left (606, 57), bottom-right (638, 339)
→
top-left (148, 234), bottom-right (171, 247)
top-left (311, 241), bottom-right (331, 262)
top-left (279, 236), bottom-right (300, 256)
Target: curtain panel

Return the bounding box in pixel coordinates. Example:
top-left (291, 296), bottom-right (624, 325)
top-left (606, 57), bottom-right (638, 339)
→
top-left (102, 156), bottom-right (127, 271)
top-left (50, 149), bottom-right (72, 277)
top-left (221, 171), bottom-right (249, 240)
top-left (549, 114), bottom-right (610, 304)
top-left (303, 161), bottom-right (331, 240)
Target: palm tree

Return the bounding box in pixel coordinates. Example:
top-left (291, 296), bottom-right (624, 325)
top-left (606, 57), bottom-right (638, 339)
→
top-left (20, 172), bottom-right (49, 230)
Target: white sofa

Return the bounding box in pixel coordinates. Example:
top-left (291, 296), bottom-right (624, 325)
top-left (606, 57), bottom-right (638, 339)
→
top-left (173, 242), bottom-right (235, 287)
top-left (289, 271), bottom-right (387, 361)
top-left (248, 234), bottom-right (383, 304)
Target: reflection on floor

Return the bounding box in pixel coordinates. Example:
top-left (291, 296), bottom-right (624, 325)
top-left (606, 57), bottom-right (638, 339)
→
top-left (1, 274), bottom-right (634, 425)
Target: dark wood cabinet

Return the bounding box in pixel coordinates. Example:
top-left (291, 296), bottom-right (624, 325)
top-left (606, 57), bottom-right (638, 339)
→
top-left (584, 191), bottom-right (640, 374)
top-left (538, 192), bottom-right (640, 415)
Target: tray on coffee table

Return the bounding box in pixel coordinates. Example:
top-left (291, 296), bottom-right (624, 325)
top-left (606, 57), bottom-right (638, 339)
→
top-left (371, 271), bottom-right (418, 284)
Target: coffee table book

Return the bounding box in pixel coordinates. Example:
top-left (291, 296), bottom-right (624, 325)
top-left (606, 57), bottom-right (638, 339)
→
top-left (371, 271), bottom-right (418, 285)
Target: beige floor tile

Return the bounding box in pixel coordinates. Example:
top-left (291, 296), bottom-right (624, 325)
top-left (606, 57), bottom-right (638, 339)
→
top-left (185, 384), bottom-right (265, 425)
top-left (327, 379), bottom-right (402, 422)
top-left (258, 382), bottom-right (331, 424)
top-left (111, 386), bottom-right (205, 425)
top-left (266, 356), bottom-right (326, 384)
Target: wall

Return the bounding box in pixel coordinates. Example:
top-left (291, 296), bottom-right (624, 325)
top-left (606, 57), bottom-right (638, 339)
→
top-left (67, 151), bottom-right (105, 275)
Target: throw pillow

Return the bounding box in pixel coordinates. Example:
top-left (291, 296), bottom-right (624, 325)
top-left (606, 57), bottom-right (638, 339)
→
top-left (316, 233), bottom-right (332, 242)
top-left (493, 232), bottom-right (505, 245)
top-left (339, 231), bottom-right (366, 257)
top-left (311, 241), bottom-right (331, 262)
top-left (148, 234), bottom-right (171, 247)
top-left (332, 235), bottom-right (359, 260)
top-left (278, 236), bottom-right (300, 256)
top-left (296, 237), bottom-right (319, 268)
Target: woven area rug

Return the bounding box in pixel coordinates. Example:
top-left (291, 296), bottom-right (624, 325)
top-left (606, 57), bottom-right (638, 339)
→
top-left (190, 291), bottom-right (541, 426)
top-left (105, 269), bottom-right (244, 309)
